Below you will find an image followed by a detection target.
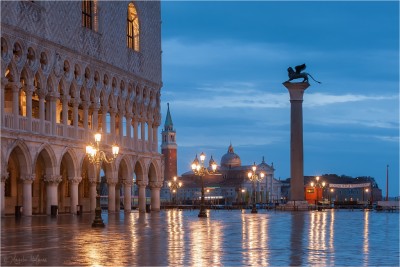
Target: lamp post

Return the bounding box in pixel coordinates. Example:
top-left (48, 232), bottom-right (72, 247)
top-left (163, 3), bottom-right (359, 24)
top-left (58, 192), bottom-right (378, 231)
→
top-left (329, 188), bottom-right (335, 205)
top-left (363, 188), bottom-right (369, 202)
top-left (191, 152), bottom-right (218, 218)
top-left (86, 132), bottom-right (119, 227)
top-left (247, 162), bottom-right (265, 214)
top-left (168, 176), bottom-right (182, 205)
top-left (310, 176), bottom-right (326, 209)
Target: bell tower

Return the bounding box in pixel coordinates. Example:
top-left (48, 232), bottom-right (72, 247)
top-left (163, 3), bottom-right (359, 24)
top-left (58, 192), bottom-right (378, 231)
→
top-left (161, 103), bottom-right (177, 181)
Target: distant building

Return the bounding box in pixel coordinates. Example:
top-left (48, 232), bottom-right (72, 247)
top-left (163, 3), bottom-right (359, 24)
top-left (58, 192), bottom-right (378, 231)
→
top-left (300, 175), bottom-right (382, 204)
top-left (178, 144), bottom-right (282, 205)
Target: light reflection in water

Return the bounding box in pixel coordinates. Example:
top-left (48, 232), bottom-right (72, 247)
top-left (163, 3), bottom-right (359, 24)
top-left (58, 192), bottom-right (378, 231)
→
top-left (308, 211), bottom-right (330, 266)
top-left (189, 212), bottom-right (222, 266)
top-left (241, 214), bottom-right (269, 266)
top-left (363, 211), bottom-right (369, 265)
top-left (167, 210), bottom-right (184, 266)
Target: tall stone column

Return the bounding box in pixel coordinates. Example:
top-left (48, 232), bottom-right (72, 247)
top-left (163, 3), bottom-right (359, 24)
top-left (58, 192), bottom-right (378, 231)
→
top-left (91, 103), bottom-right (99, 132)
top-left (61, 95), bottom-right (70, 137)
top-left (126, 113), bottom-right (133, 148)
top-left (82, 101), bottom-right (89, 141)
top-left (25, 84), bottom-right (34, 132)
top-left (69, 177), bottom-right (82, 214)
top-left (1, 78), bottom-right (7, 126)
top-left (141, 120), bottom-right (146, 152)
top-left (89, 177), bottom-right (97, 212)
top-left (150, 181), bottom-right (162, 212)
top-left (1, 171), bottom-right (9, 216)
top-left (72, 98), bottom-right (80, 138)
top-left (137, 181), bottom-right (147, 213)
top-left (44, 175), bottom-right (62, 215)
top-left (107, 178), bottom-right (117, 212)
top-left (147, 120), bottom-right (153, 152)
top-left (110, 109), bottom-right (116, 136)
top-left (11, 82), bottom-right (20, 129)
top-left (21, 175), bottom-right (35, 216)
top-left (152, 124), bottom-right (158, 152)
top-left (101, 106), bottom-right (108, 134)
top-left (123, 180), bottom-right (132, 213)
top-left (283, 82), bottom-right (310, 201)
top-left (133, 119), bottom-right (138, 150)
top-left (38, 91), bottom-right (46, 134)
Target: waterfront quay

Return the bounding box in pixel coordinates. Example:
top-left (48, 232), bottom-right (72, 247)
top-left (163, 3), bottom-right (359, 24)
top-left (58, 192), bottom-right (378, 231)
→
top-left (2, 209), bottom-right (399, 266)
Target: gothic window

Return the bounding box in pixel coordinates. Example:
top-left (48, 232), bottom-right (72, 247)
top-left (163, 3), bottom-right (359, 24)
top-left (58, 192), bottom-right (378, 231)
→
top-left (127, 2), bottom-right (140, 51)
top-left (82, 0), bottom-right (93, 29)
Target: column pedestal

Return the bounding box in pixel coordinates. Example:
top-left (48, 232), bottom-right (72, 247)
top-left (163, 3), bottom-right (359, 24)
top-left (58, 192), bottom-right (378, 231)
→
top-left (283, 81), bottom-right (310, 201)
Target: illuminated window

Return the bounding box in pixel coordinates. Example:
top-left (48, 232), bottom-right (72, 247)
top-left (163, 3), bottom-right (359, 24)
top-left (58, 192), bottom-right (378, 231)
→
top-left (82, 0), bottom-right (93, 29)
top-left (127, 2), bottom-right (140, 51)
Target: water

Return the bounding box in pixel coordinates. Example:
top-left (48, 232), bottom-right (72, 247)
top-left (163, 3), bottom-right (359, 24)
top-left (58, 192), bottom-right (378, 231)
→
top-left (1, 209), bottom-right (399, 266)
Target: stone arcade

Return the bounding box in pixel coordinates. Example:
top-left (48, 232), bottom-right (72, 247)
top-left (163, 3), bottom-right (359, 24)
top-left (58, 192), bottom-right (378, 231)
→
top-left (0, 1), bottom-right (163, 216)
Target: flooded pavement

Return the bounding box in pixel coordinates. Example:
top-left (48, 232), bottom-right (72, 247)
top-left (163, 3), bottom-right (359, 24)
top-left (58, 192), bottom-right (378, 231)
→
top-left (1, 209), bottom-right (399, 266)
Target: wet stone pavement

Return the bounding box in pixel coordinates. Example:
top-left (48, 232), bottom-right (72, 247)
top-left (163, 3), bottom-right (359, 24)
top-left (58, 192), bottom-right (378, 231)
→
top-left (1, 209), bottom-right (399, 266)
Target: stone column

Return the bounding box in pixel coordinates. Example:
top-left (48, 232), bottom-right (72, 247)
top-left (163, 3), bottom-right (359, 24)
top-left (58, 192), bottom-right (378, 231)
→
top-left (91, 103), bottom-right (99, 131)
top-left (1, 171), bottom-right (9, 216)
top-left (11, 82), bottom-right (20, 129)
top-left (150, 181), bottom-right (162, 212)
top-left (107, 178), bottom-right (117, 212)
top-left (61, 95), bottom-right (70, 137)
top-left (141, 120), bottom-right (146, 152)
top-left (25, 84), bottom-right (34, 132)
top-left (69, 177), bottom-right (82, 214)
top-left (38, 91), bottom-right (46, 134)
top-left (126, 113), bottom-right (132, 148)
top-left (89, 177), bottom-right (97, 212)
top-left (147, 120), bottom-right (153, 152)
top-left (1, 78), bottom-right (7, 126)
top-left (152, 124), bottom-right (159, 152)
top-left (123, 180), bottom-right (132, 213)
top-left (82, 101), bottom-right (89, 141)
top-left (283, 82), bottom-right (310, 201)
top-left (137, 180), bottom-right (147, 213)
top-left (72, 98), bottom-right (80, 138)
top-left (101, 106), bottom-right (108, 134)
top-left (110, 109), bottom-right (116, 136)
top-left (119, 111), bottom-right (125, 145)
top-left (133, 119), bottom-right (138, 150)
top-left (44, 175), bottom-right (62, 215)
top-left (20, 175), bottom-right (35, 216)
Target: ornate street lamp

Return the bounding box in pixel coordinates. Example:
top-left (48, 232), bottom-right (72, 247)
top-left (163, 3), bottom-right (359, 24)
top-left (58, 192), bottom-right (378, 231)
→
top-left (86, 132), bottom-right (119, 227)
top-left (310, 176), bottom-right (326, 208)
top-left (191, 152), bottom-right (218, 218)
top-left (247, 162), bottom-right (265, 214)
top-left (168, 176), bottom-right (182, 204)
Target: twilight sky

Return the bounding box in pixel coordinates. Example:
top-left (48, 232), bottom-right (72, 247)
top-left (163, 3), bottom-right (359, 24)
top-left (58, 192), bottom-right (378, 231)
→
top-left (159, 1), bottom-right (399, 197)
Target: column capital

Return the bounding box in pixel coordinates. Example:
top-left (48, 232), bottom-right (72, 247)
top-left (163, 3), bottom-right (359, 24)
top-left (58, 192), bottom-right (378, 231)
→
top-left (137, 180), bottom-right (148, 187)
top-left (25, 84), bottom-right (35, 94)
top-left (123, 179), bottom-right (133, 186)
top-left (71, 98), bottom-right (81, 107)
top-left (69, 176), bottom-right (82, 184)
top-left (8, 82), bottom-right (21, 92)
top-left (81, 101), bottom-right (90, 110)
top-left (282, 81), bottom-right (310, 101)
top-left (44, 174), bottom-right (62, 184)
top-left (89, 176), bottom-right (98, 184)
top-left (149, 181), bottom-right (163, 189)
top-left (61, 95), bottom-right (71, 102)
top-left (107, 178), bottom-right (117, 186)
top-left (20, 175), bottom-right (35, 183)
top-left (126, 112), bottom-right (133, 119)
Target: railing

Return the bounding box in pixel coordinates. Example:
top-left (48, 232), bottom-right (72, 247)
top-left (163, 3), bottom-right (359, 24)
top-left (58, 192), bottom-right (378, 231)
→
top-left (32, 118), bottom-right (40, 132)
top-left (4, 113), bottom-right (13, 128)
top-left (19, 117), bottom-right (27, 131)
top-left (2, 113), bottom-right (157, 152)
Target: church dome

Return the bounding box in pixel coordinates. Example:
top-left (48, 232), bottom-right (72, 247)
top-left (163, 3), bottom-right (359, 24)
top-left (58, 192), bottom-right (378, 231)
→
top-left (221, 144), bottom-right (241, 168)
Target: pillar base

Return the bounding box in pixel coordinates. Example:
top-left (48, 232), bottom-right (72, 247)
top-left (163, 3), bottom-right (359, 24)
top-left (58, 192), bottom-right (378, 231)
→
top-left (91, 207), bottom-right (105, 228)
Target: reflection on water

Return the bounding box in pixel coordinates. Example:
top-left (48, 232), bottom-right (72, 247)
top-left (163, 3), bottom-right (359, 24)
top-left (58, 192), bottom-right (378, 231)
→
top-left (241, 213), bottom-right (268, 266)
top-left (1, 210), bottom-right (398, 266)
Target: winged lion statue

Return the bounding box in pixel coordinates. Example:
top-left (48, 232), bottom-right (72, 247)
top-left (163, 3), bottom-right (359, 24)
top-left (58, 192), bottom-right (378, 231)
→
top-left (287, 64), bottom-right (321, 84)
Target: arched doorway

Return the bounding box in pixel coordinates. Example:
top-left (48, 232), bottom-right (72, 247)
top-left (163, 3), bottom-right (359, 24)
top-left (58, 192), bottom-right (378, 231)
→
top-left (58, 151), bottom-right (76, 213)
